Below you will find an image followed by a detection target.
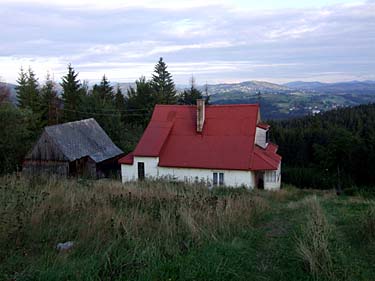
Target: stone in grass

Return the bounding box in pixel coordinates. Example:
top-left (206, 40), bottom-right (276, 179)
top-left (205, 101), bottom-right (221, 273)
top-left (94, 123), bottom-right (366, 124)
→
top-left (56, 241), bottom-right (74, 251)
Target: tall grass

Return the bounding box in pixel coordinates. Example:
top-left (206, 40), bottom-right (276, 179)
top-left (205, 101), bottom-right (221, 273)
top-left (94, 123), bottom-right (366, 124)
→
top-left (0, 175), bottom-right (267, 279)
top-left (360, 203), bottom-right (375, 243)
top-left (296, 196), bottom-right (334, 280)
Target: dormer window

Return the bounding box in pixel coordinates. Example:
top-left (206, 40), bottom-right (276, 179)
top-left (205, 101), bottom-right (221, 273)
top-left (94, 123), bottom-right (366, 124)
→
top-left (255, 123), bottom-right (270, 149)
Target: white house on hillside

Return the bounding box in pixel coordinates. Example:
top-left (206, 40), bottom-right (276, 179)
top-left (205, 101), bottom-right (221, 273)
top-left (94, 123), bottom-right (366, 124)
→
top-left (119, 100), bottom-right (281, 190)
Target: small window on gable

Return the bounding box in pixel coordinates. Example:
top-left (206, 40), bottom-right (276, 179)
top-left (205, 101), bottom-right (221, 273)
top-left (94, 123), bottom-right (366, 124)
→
top-left (219, 173), bottom-right (224, 186)
top-left (213, 173), bottom-right (218, 186)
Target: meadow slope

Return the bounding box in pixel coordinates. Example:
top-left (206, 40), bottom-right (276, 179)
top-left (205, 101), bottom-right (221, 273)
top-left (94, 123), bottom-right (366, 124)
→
top-left (0, 176), bottom-right (374, 281)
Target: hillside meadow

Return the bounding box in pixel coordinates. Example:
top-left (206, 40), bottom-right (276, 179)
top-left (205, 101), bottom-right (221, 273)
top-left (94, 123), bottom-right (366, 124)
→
top-left (0, 176), bottom-right (374, 281)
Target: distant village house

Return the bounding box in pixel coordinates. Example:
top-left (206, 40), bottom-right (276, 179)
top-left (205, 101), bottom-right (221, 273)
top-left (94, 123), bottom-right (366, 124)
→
top-left (23, 118), bottom-right (123, 178)
top-left (119, 100), bottom-right (282, 190)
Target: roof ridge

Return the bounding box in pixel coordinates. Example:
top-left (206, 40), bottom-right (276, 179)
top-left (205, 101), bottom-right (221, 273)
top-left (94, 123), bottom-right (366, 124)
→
top-left (155, 104), bottom-right (259, 108)
top-left (45, 118), bottom-right (95, 129)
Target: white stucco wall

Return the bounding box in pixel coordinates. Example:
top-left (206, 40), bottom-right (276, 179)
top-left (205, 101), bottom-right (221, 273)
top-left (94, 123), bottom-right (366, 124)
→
top-left (264, 163), bottom-right (281, 190)
top-left (121, 156), bottom-right (256, 188)
top-left (121, 157), bottom-right (159, 181)
top-left (121, 157), bottom-right (280, 190)
top-left (158, 166), bottom-right (255, 188)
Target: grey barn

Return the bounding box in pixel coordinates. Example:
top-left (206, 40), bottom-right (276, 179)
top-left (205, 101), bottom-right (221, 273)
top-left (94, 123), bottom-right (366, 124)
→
top-left (23, 118), bottom-right (124, 178)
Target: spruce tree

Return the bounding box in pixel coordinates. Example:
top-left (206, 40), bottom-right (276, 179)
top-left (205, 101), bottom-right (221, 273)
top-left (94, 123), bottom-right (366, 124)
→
top-left (204, 82), bottom-right (210, 105)
top-left (61, 64), bottom-right (82, 122)
top-left (15, 68), bottom-right (28, 108)
top-left (151, 57), bottom-right (177, 104)
top-left (0, 78), bottom-right (10, 105)
top-left (92, 75), bottom-right (114, 106)
top-left (114, 84), bottom-right (125, 111)
top-left (40, 73), bottom-right (59, 126)
top-left (16, 67), bottom-right (40, 112)
top-left (126, 76), bottom-right (154, 127)
top-left (178, 76), bottom-right (204, 105)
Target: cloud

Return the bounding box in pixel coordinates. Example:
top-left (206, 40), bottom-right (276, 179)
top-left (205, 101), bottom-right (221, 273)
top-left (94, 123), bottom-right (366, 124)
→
top-left (0, 1), bottom-right (374, 84)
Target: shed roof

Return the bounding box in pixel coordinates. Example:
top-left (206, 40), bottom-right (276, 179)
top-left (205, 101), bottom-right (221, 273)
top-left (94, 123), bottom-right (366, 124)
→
top-left (43, 118), bottom-right (123, 163)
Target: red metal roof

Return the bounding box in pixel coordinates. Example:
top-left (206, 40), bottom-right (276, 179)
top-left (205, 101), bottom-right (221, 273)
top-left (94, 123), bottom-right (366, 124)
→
top-left (257, 123), bottom-right (270, 130)
top-left (118, 104), bottom-right (281, 171)
top-left (250, 144), bottom-right (281, 170)
top-left (119, 152), bottom-right (134, 165)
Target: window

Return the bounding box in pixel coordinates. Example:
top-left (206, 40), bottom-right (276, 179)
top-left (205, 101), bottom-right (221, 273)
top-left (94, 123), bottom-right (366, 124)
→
top-left (213, 173), bottom-right (218, 186)
top-left (266, 130), bottom-right (270, 144)
top-left (137, 162), bottom-right (145, 180)
top-left (213, 172), bottom-right (224, 186)
top-left (272, 171), bottom-right (276, 182)
top-left (266, 171), bottom-right (277, 182)
top-left (219, 173), bottom-right (224, 186)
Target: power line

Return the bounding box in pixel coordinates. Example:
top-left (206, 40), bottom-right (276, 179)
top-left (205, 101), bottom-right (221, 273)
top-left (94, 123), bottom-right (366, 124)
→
top-left (0, 100), bottom-right (150, 117)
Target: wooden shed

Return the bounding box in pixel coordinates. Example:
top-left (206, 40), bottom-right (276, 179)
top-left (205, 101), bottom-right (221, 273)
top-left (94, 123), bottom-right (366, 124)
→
top-left (23, 118), bottom-right (124, 178)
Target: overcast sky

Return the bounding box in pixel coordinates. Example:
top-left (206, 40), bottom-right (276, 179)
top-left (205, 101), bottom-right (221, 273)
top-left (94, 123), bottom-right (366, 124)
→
top-left (0, 0), bottom-right (374, 85)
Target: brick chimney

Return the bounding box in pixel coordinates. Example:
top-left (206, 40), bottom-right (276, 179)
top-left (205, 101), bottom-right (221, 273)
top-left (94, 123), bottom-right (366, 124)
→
top-left (196, 99), bottom-right (205, 133)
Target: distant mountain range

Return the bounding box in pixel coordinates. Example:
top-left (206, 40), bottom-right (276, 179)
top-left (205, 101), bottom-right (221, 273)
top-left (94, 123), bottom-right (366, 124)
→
top-left (202, 80), bottom-right (291, 95)
top-left (3, 80), bottom-right (375, 119)
top-left (203, 80), bottom-right (375, 119)
top-left (283, 80), bottom-right (375, 95)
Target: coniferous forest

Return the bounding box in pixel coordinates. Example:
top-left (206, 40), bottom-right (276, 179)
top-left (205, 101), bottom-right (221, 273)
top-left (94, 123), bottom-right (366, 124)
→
top-left (270, 104), bottom-right (375, 192)
top-left (0, 57), bottom-right (375, 192)
top-left (0, 58), bottom-right (207, 175)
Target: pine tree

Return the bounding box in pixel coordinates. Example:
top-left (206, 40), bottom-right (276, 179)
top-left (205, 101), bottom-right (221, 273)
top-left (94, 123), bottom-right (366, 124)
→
top-left (61, 64), bottom-right (82, 122)
top-left (151, 57), bottom-right (177, 104)
top-left (40, 73), bottom-right (59, 126)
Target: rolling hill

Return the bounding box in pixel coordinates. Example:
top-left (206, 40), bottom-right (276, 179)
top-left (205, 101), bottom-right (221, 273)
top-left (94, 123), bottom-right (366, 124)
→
top-left (205, 80), bottom-right (375, 119)
top-left (3, 79), bottom-right (375, 120)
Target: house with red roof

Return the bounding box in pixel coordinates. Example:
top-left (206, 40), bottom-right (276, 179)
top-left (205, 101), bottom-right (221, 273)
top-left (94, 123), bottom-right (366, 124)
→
top-left (119, 100), bottom-right (281, 190)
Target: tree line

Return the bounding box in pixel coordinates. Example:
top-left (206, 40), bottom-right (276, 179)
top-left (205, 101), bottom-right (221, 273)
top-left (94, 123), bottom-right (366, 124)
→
top-left (270, 103), bottom-right (375, 192)
top-left (0, 58), bottom-right (208, 174)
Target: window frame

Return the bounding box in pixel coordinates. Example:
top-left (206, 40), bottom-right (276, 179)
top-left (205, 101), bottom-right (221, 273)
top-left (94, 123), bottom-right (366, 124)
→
top-left (213, 172), bottom-right (218, 186)
top-left (219, 172), bottom-right (224, 186)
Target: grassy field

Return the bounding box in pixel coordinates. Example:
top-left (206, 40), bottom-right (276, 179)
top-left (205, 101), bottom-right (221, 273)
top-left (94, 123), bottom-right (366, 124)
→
top-left (0, 176), bottom-right (374, 281)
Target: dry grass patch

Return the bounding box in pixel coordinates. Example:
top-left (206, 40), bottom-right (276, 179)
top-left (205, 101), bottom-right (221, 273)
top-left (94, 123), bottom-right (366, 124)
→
top-left (296, 195), bottom-right (334, 280)
top-left (0, 176), bottom-right (269, 260)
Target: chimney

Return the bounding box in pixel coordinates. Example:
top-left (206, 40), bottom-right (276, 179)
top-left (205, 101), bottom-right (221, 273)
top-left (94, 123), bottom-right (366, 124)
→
top-left (196, 99), bottom-right (205, 133)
